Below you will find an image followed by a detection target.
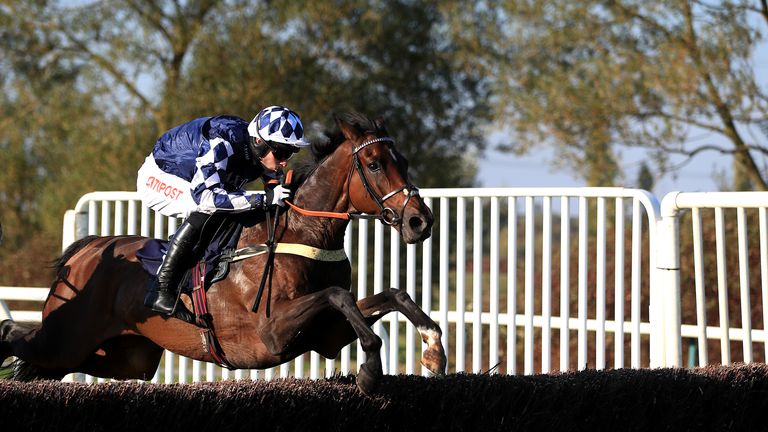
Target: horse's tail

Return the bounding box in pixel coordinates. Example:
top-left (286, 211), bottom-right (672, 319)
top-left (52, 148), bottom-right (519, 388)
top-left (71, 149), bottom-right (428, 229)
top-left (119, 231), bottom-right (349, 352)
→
top-left (51, 235), bottom-right (100, 274)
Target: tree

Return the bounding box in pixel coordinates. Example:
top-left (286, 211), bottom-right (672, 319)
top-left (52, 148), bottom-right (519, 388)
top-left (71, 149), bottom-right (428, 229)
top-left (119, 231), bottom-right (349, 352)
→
top-left (0, 0), bottom-right (493, 284)
top-left (40, 0), bottom-right (490, 188)
top-left (51, 0), bottom-right (237, 133)
top-left (0, 1), bottom-right (102, 282)
top-left (180, 0), bottom-right (491, 187)
top-left (466, 0), bottom-right (768, 189)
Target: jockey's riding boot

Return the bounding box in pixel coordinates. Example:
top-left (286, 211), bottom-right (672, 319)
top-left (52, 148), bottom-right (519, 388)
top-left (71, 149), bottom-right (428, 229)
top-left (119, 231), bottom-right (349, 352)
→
top-left (145, 220), bottom-right (201, 315)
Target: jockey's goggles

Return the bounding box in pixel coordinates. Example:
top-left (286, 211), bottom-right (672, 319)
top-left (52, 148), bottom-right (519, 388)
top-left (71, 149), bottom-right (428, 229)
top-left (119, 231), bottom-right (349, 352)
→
top-left (264, 141), bottom-right (300, 161)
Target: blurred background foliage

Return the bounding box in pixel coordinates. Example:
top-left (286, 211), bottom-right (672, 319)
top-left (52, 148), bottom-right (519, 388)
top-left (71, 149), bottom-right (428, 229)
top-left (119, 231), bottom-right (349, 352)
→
top-left (0, 0), bottom-right (767, 285)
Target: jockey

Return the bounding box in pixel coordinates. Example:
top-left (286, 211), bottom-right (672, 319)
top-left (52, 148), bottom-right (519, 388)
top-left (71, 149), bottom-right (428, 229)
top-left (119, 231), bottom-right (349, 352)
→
top-left (136, 105), bottom-right (310, 315)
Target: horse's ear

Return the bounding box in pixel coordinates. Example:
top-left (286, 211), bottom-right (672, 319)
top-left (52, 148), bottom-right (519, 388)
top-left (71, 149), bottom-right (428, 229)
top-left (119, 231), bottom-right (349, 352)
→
top-left (334, 114), bottom-right (361, 142)
top-left (374, 116), bottom-right (389, 135)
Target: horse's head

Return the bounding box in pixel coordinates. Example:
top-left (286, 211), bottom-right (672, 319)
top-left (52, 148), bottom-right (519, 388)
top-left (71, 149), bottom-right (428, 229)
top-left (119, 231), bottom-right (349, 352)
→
top-left (334, 113), bottom-right (434, 243)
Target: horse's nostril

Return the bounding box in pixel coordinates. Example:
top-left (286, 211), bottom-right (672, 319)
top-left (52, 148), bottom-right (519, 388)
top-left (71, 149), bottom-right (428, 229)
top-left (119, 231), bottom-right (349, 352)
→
top-left (408, 216), bottom-right (424, 230)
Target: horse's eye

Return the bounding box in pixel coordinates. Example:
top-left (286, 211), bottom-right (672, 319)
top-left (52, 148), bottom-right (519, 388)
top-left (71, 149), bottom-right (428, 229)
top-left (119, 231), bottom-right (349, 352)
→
top-left (367, 161), bottom-right (381, 172)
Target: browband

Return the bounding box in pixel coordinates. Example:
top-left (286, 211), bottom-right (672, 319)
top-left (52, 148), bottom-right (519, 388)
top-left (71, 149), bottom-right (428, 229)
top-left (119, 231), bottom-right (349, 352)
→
top-left (352, 137), bottom-right (394, 154)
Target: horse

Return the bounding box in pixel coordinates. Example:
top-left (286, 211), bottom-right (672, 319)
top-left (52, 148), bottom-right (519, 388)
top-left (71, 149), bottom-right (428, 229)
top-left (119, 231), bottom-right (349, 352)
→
top-left (0, 112), bottom-right (446, 394)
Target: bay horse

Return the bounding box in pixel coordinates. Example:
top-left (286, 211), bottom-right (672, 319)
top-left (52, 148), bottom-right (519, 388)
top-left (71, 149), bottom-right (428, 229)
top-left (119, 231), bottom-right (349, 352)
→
top-left (0, 112), bottom-right (446, 394)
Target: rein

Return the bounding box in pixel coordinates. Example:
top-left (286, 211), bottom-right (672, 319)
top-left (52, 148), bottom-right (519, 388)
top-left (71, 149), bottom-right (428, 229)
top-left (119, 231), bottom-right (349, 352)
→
top-left (285, 201), bottom-right (383, 221)
top-left (251, 205), bottom-right (281, 315)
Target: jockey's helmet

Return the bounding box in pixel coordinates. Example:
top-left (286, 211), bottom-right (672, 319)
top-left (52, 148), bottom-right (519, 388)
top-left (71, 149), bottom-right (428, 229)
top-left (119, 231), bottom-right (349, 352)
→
top-left (248, 106), bottom-right (310, 149)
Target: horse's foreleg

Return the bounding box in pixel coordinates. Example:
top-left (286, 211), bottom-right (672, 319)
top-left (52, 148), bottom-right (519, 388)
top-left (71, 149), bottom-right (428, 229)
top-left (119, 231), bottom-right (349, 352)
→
top-left (307, 288), bottom-right (446, 376)
top-left (326, 287), bottom-right (384, 394)
top-left (355, 288), bottom-right (446, 375)
top-left (262, 286), bottom-right (383, 395)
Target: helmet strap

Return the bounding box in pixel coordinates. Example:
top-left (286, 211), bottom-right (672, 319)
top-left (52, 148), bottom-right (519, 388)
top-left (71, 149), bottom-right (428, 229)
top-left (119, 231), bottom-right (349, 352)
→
top-left (249, 137), bottom-right (270, 164)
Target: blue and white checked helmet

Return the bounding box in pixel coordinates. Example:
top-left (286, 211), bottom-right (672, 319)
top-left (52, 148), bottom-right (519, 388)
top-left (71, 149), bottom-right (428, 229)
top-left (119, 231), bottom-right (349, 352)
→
top-left (247, 105), bottom-right (309, 148)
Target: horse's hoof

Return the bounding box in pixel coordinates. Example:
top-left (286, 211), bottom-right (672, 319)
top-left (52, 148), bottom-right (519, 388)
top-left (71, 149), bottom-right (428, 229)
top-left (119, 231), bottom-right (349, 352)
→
top-left (356, 362), bottom-right (381, 396)
top-left (421, 344), bottom-right (447, 375)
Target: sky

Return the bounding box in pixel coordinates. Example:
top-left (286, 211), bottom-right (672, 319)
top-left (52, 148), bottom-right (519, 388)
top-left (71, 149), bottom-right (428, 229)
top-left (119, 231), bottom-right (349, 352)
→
top-left (479, 36), bottom-right (768, 198)
top-left (478, 140), bottom-right (730, 197)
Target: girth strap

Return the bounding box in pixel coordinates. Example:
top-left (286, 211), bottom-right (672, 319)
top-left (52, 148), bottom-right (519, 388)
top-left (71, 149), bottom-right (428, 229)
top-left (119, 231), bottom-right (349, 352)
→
top-left (222, 243), bottom-right (347, 262)
top-left (191, 261), bottom-right (235, 369)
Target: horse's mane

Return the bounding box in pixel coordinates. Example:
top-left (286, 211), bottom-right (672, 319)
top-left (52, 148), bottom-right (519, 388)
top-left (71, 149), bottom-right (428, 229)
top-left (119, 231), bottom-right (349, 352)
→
top-left (291, 112), bottom-right (386, 188)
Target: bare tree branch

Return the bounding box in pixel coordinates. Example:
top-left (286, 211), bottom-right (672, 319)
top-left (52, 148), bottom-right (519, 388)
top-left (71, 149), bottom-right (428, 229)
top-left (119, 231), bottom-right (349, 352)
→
top-left (633, 110), bottom-right (727, 135)
top-left (662, 142), bottom-right (768, 158)
top-left (123, 0), bottom-right (173, 48)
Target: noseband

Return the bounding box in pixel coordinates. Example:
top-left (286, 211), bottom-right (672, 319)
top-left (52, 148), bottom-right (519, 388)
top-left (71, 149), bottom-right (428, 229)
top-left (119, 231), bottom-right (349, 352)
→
top-left (350, 137), bottom-right (419, 226)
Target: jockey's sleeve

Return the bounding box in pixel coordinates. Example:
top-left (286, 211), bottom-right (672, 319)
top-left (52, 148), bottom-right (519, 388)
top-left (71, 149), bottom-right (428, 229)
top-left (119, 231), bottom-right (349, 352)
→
top-left (191, 137), bottom-right (258, 212)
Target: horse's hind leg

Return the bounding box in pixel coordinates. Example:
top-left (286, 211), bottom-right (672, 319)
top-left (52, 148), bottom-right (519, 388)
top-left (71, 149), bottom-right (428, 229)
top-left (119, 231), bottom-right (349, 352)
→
top-left (2, 319), bottom-right (161, 381)
top-left (356, 288), bottom-right (446, 375)
top-left (0, 320), bottom-right (39, 364)
top-left (1, 307), bottom-right (123, 376)
top-left (0, 320), bottom-right (70, 380)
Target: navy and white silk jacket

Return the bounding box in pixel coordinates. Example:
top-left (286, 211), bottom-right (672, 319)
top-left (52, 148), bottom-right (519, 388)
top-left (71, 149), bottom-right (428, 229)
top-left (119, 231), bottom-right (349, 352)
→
top-left (152, 115), bottom-right (272, 213)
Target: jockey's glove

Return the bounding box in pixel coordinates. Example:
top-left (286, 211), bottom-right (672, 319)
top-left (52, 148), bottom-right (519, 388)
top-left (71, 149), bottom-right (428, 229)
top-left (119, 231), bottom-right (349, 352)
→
top-left (263, 184), bottom-right (292, 208)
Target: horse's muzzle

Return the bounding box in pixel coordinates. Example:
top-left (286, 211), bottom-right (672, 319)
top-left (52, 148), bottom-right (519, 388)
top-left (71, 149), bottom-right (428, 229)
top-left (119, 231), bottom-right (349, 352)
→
top-left (401, 206), bottom-right (434, 244)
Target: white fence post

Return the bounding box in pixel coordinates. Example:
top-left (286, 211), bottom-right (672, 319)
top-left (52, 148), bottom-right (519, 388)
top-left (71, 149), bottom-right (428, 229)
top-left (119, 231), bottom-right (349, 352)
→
top-left (61, 210), bottom-right (77, 251)
top-left (655, 192), bottom-right (683, 368)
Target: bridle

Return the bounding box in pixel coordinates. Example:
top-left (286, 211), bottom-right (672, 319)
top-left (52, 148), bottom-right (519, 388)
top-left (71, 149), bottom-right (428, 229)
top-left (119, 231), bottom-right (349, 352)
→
top-left (285, 136), bottom-right (420, 226)
top-left (349, 136), bottom-right (420, 226)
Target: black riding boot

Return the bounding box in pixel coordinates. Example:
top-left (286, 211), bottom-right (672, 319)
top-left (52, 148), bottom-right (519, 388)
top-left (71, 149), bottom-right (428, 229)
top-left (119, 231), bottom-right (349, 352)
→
top-left (144, 220), bottom-right (201, 315)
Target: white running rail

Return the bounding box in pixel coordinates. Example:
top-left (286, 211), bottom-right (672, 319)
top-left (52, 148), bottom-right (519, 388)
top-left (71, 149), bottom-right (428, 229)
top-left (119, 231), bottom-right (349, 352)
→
top-left (17, 187), bottom-right (755, 383)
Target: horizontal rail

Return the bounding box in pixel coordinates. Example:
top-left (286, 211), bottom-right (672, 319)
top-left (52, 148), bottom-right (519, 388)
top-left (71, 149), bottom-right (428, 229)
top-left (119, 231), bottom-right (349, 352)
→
top-left (680, 324), bottom-right (768, 343)
top-left (70, 187), bottom-right (662, 212)
top-left (663, 191), bottom-right (768, 212)
top-left (0, 289), bottom-right (654, 337)
top-left (0, 287), bottom-right (49, 301)
top-left (9, 311), bottom-right (42, 322)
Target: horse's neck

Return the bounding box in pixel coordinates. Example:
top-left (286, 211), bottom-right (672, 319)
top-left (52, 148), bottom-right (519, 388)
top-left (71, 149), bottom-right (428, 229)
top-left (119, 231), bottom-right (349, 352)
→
top-left (286, 152), bottom-right (352, 249)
